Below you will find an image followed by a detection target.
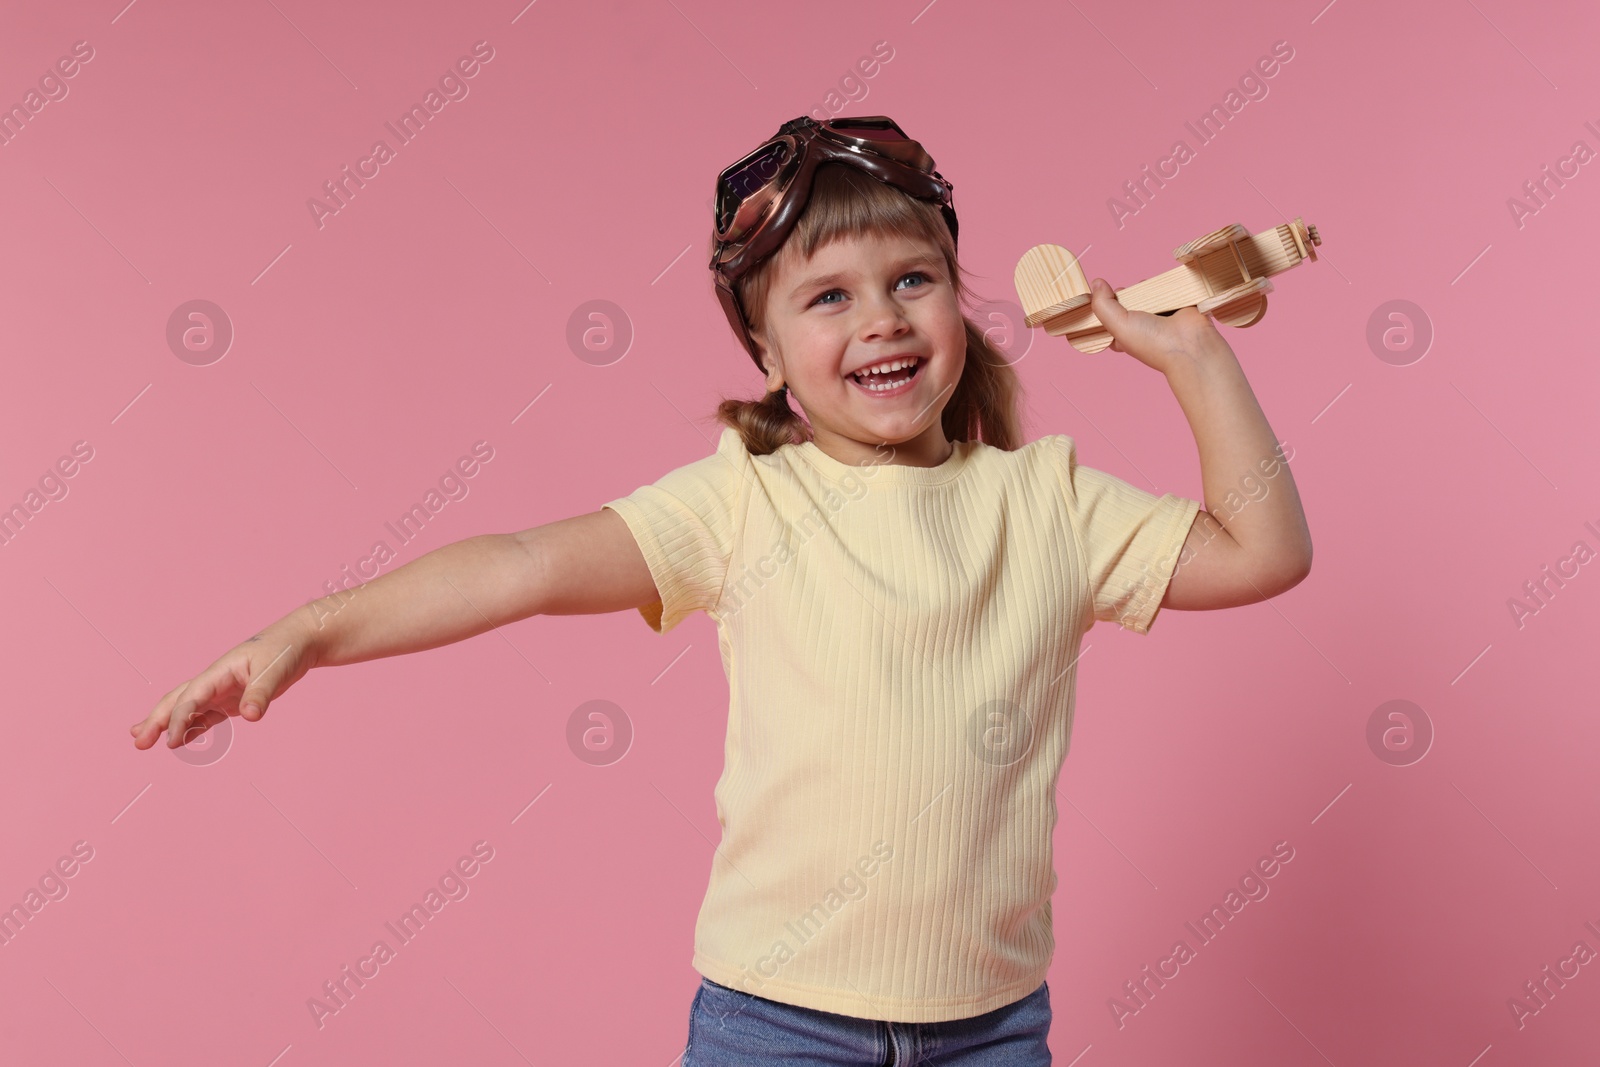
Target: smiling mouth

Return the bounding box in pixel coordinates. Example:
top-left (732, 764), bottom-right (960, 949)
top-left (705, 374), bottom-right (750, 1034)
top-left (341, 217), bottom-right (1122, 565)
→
top-left (848, 357), bottom-right (925, 394)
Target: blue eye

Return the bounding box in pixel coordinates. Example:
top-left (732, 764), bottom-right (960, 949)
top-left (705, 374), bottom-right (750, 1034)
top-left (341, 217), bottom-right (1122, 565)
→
top-left (811, 271), bottom-right (932, 307)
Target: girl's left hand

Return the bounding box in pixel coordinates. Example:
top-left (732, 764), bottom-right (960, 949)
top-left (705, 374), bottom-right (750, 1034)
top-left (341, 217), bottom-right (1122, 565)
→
top-left (1087, 277), bottom-right (1230, 376)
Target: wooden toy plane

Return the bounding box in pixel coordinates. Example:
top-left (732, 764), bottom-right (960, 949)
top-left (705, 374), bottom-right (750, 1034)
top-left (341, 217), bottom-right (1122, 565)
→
top-left (1014, 217), bottom-right (1321, 354)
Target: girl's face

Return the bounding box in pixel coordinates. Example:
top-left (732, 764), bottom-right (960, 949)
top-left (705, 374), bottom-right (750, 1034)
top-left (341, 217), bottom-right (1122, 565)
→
top-left (753, 229), bottom-right (967, 467)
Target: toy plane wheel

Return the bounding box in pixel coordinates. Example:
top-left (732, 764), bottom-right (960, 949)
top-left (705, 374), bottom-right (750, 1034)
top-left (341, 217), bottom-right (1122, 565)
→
top-left (1173, 224), bottom-right (1250, 264)
top-left (1198, 277), bottom-right (1273, 324)
top-left (1063, 330), bottom-right (1115, 354)
top-left (1213, 294), bottom-right (1268, 328)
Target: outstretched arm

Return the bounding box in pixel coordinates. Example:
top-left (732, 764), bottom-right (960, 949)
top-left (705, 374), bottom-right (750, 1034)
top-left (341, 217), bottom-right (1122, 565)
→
top-left (1087, 277), bottom-right (1313, 611)
top-left (131, 509), bottom-right (659, 750)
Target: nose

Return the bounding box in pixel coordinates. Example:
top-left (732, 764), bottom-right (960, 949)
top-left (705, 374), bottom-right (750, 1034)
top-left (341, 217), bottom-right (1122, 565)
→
top-left (856, 290), bottom-right (912, 343)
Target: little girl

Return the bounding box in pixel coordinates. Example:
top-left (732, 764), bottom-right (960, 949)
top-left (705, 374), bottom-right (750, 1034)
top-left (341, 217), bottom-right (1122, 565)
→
top-left (132, 115), bottom-right (1312, 1065)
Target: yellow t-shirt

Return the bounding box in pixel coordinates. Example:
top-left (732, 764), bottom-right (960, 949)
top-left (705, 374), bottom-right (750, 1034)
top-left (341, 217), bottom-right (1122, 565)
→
top-left (602, 426), bottom-right (1201, 1022)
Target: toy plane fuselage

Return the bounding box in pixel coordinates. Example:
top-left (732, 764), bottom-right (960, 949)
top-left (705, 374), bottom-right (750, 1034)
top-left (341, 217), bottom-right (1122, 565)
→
top-left (1015, 217), bottom-right (1321, 354)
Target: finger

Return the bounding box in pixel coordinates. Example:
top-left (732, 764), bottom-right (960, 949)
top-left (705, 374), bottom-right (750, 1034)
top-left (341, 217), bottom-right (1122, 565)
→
top-left (167, 671), bottom-right (231, 749)
top-left (1088, 277), bottom-right (1128, 332)
top-left (239, 641), bottom-right (299, 722)
top-left (1089, 277), bottom-right (1120, 306)
top-left (132, 683), bottom-right (188, 748)
top-left (177, 707), bottom-right (229, 748)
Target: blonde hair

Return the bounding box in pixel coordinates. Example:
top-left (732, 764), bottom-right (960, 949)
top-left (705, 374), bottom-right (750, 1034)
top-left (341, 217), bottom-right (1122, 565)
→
top-left (713, 163), bottom-right (1024, 456)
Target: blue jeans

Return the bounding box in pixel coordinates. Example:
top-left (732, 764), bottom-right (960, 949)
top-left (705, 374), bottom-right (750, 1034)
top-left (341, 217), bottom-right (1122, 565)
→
top-left (682, 976), bottom-right (1052, 1066)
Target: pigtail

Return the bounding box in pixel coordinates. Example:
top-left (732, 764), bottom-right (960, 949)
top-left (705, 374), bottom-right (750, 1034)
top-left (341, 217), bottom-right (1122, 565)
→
top-left (715, 384), bottom-right (808, 456)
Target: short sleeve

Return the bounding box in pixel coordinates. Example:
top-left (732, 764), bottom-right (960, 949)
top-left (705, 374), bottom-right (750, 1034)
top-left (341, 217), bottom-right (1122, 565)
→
top-left (1053, 435), bottom-right (1202, 635)
top-left (600, 427), bottom-right (747, 634)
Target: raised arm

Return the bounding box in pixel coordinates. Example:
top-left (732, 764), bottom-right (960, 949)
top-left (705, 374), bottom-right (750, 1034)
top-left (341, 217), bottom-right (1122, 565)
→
top-left (1086, 277), bottom-right (1313, 611)
top-left (130, 509), bottom-right (659, 750)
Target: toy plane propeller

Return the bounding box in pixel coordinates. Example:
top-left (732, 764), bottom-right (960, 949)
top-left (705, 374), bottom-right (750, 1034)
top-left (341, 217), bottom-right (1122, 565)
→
top-left (1014, 217), bottom-right (1321, 354)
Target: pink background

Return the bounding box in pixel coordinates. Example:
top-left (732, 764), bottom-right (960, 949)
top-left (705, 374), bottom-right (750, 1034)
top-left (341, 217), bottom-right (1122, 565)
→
top-left (3, 0), bottom-right (1598, 1063)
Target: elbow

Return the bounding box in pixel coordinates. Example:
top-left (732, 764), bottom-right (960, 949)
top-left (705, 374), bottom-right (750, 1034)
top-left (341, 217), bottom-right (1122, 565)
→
top-left (1293, 536), bottom-right (1314, 584)
top-left (1266, 547), bottom-right (1313, 597)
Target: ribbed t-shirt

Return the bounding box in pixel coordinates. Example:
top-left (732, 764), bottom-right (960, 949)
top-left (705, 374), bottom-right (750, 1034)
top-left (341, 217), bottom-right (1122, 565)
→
top-left (601, 426), bottom-right (1201, 1023)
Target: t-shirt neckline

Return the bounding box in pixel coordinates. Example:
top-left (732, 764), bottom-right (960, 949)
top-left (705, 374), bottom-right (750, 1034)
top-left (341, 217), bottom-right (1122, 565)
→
top-left (790, 435), bottom-right (975, 485)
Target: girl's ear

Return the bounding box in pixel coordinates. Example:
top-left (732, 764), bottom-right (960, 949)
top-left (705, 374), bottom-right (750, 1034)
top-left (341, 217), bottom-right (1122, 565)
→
top-left (754, 335), bottom-right (784, 392)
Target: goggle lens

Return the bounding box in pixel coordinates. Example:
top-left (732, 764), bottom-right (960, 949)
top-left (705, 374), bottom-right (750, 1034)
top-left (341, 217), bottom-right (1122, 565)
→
top-left (826, 116), bottom-right (902, 139)
top-left (716, 140), bottom-right (793, 237)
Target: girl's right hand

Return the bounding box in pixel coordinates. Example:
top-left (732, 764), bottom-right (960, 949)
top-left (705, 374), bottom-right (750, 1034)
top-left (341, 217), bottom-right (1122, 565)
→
top-left (130, 614), bottom-right (321, 751)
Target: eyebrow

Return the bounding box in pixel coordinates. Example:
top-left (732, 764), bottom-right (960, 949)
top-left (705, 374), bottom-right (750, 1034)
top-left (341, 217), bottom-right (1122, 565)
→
top-left (788, 253), bottom-right (944, 300)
